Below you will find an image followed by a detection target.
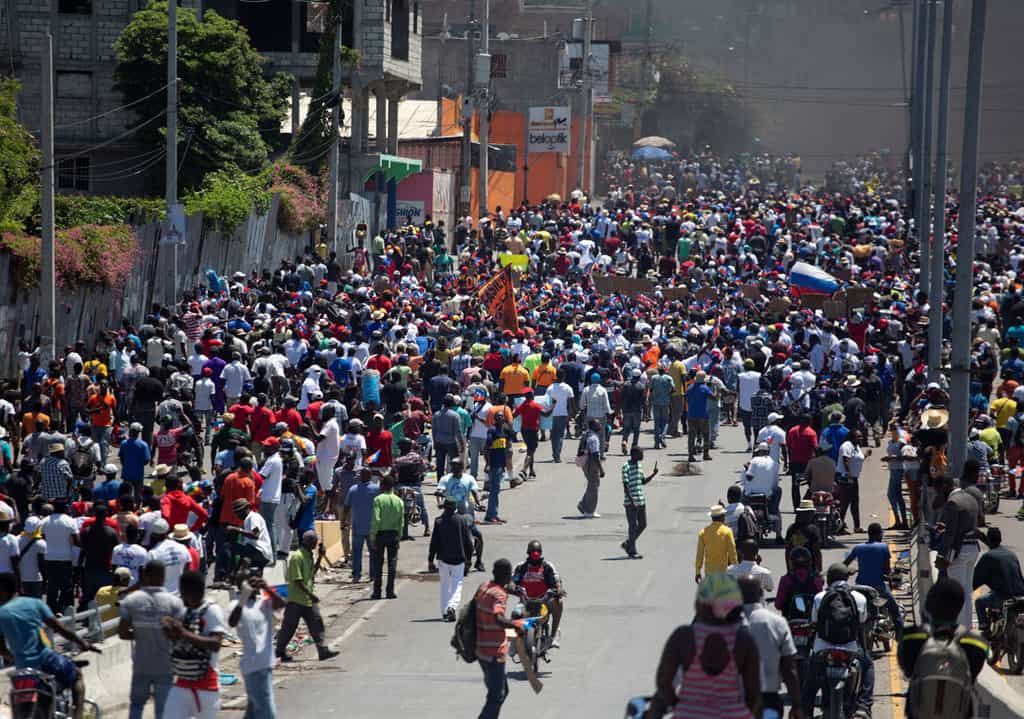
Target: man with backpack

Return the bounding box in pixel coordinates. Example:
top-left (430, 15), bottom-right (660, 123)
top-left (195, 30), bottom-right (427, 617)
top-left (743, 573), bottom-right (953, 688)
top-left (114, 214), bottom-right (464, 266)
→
top-left (801, 563), bottom-right (874, 719)
top-left (162, 570), bottom-right (226, 719)
top-left (898, 577), bottom-right (987, 719)
top-left (471, 558), bottom-right (524, 719)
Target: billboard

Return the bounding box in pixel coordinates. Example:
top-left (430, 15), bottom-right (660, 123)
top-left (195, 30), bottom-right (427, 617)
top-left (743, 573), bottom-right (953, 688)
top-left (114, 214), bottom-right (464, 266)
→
top-left (528, 106), bottom-right (572, 154)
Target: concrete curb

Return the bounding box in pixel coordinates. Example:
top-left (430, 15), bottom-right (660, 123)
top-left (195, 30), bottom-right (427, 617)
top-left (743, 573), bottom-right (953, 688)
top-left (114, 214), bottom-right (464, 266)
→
top-left (913, 525), bottom-right (1024, 718)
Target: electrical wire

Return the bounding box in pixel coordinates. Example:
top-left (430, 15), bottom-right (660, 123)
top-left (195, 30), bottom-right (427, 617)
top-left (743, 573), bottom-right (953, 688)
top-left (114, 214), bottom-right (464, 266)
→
top-left (31, 84), bottom-right (170, 134)
top-left (43, 111), bottom-right (167, 170)
top-left (177, 130), bottom-right (195, 176)
top-left (54, 146), bottom-right (167, 174)
top-left (88, 150), bottom-right (168, 182)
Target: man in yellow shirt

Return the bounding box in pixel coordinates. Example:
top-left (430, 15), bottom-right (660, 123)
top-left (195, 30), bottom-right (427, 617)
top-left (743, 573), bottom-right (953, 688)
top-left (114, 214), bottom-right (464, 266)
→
top-left (694, 504), bottom-right (737, 583)
top-left (990, 393), bottom-right (1017, 431)
top-left (499, 355), bottom-right (530, 398)
top-left (668, 353), bottom-right (688, 437)
top-left (531, 353), bottom-right (557, 395)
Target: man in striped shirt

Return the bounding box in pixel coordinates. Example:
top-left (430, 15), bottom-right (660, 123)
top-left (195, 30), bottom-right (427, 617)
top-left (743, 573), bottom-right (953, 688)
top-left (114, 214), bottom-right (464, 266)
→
top-left (474, 558), bottom-right (523, 719)
top-left (621, 448), bottom-right (658, 559)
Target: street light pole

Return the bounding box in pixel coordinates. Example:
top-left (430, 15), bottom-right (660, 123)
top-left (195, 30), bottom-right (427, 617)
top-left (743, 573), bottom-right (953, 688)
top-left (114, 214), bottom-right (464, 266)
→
top-left (928, 0), bottom-right (953, 378)
top-left (478, 0), bottom-right (490, 219)
top-left (949, 0), bottom-right (988, 478)
top-left (576, 0), bottom-right (592, 196)
top-left (40, 34), bottom-right (55, 364)
top-left (166, 0), bottom-right (178, 307)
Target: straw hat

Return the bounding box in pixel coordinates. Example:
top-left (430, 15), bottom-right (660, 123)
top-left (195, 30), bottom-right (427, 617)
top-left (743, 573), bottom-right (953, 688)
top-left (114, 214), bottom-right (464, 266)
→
top-left (171, 524), bottom-right (194, 542)
top-left (153, 464), bottom-right (173, 477)
top-left (921, 407), bottom-right (949, 429)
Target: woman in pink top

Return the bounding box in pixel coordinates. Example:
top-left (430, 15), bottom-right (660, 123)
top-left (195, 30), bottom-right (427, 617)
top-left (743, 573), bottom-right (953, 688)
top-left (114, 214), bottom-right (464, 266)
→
top-left (648, 573), bottom-right (763, 719)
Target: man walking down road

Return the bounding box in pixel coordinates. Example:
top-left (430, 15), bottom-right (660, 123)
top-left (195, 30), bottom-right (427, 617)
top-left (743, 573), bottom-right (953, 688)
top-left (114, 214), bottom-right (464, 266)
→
top-left (229, 578), bottom-right (286, 719)
top-left (118, 560), bottom-right (185, 719)
top-left (695, 504), bottom-right (737, 583)
top-left (344, 468), bottom-right (380, 583)
top-left (621, 448), bottom-right (657, 559)
top-left (370, 475), bottom-right (404, 600)
top-left (934, 474), bottom-right (981, 628)
top-left (275, 531), bottom-right (339, 662)
top-left (427, 499), bottom-right (474, 621)
top-left (474, 558), bottom-right (524, 719)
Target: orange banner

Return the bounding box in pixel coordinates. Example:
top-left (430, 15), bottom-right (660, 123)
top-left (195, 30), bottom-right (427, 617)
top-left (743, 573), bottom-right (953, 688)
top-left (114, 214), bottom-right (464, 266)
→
top-left (478, 267), bottom-right (519, 333)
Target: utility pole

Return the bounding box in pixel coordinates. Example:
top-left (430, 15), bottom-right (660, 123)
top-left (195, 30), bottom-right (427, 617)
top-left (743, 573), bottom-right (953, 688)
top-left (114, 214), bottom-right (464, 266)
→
top-left (327, 5), bottom-right (342, 250)
top-left (928, 0), bottom-right (953, 378)
top-left (459, 0), bottom-right (477, 218)
top-left (949, 0), bottom-right (988, 478)
top-left (477, 0), bottom-right (490, 219)
top-left (40, 34), bottom-right (55, 365)
top-left (166, 0), bottom-right (178, 306)
top-left (576, 1), bottom-right (592, 196)
top-left (917, 0), bottom-right (936, 294)
top-left (634, 0), bottom-right (652, 142)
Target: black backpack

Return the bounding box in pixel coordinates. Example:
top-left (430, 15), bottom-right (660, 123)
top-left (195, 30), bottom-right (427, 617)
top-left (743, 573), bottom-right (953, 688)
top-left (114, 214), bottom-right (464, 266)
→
top-left (170, 601), bottom-right (213, 681)
top-left (816, 585), bottom-right (859, 645)
top-left (907, 626), bottom-right (974, 719)
top-left (451, 596), bottom-right (478, 663)
top-left (735, 506), bottom-right (759, 543)
top-left (70, 444), bottom-right (94, 478)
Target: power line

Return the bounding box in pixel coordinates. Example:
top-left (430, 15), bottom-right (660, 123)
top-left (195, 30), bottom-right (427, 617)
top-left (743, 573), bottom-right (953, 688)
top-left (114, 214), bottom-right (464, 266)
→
top-left (32, 83), bottom-right (170, 134)
top-left (89, 150), bottom-right (168, 182)
top-left (54, 146), bottom-right (167, 174)
top-left (44, 111), bottom-right (167, 170)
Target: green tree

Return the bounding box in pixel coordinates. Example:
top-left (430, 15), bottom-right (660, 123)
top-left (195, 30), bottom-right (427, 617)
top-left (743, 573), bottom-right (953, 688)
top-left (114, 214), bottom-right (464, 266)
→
top-left (113, 0), bottom-right (293, 190)
top-left (0, 79), bottom-right (41, 233)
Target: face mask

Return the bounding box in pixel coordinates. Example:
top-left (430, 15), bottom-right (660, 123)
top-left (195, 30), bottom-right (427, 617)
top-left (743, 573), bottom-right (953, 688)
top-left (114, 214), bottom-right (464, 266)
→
top-left (528, 551), bottom-right (542, 563)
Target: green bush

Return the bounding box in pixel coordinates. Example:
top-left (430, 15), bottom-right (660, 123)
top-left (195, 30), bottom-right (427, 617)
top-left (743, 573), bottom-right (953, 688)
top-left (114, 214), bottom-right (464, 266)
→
top-left (54, 195), bottom-right (164, 229)
top-left (184, 168), bottom-right (272, 232)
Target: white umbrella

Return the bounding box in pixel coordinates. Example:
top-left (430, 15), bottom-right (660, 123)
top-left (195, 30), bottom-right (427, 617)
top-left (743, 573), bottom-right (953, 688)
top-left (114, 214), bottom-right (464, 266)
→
top-left (633, 136), bottom-right (676, 149)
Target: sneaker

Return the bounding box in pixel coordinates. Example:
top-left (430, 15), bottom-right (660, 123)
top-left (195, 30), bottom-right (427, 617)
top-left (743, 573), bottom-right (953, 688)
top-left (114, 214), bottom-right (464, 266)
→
top-left (370, 593), bottom-right (382, 600)
top-left (444, 608), bottom-right (457, 622)
top-left (278, 654), bottom-right (294, 663)
top-left (585, 512), bottom-right (602, 519)
top-left (630, 553), bottom-right (644, 560)
top-left (549, 634), bottom-right (561, 649)
top-left (474, 561), bottom-right (486, 572)
top-left (318, 647), bottom-right (339, 661)
top-left (386, 593), bottom-right (398, 599)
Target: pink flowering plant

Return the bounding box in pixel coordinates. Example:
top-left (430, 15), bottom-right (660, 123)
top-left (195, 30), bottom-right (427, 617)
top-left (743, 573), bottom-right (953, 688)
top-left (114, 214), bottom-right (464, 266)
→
top-left (0, 224), bottom-right (138, 289)
top-left (270, 162), bottom-right (327, 234)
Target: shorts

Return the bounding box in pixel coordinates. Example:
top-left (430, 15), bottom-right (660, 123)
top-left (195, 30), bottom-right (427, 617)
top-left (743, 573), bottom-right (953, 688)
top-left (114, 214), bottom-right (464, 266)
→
top-left (39, 650), bottom-right (78, 691)
top-left (522, 429), bottom-right (539, 453)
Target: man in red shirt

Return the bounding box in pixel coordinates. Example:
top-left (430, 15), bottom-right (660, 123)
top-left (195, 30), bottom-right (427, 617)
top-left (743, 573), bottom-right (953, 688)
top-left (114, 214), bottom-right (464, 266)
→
top-left (228, 396), bottom-right (254, 433)
top-left (512, 389), bottom-right (556, 479)
top-left (785, 413), bottom-right (819, 513)
top-left (365, 414), bottom-right (393, 468)
top-left (276, 397), bottom-right (304, 435)
top-left (365, 345), bottom-right (392, 375)
top-left (474, 558), bottom-right (523, 718)
top-left (160, 474), bottom-right (209, 534)
top-left (249, 394), bottom-right (276, 460)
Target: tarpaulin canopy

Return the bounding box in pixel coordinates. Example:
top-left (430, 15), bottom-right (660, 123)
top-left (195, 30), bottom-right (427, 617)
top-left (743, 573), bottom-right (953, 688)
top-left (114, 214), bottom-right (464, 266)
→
top-left (363, 154), bottom-right (423, 184)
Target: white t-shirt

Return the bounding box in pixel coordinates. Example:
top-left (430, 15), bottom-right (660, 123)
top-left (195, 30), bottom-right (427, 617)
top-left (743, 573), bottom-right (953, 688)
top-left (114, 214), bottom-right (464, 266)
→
top-left (742, 456), bottom-right (780, 496)
top-left (737, 371), bottom-right (762, 412)
top-left (193, 378), bottom-right (216, 412)
top-left (148, 540), bottom-right (192, 594)
top-left (0, 534), bottom-right (18, 574)
top-left (839, 441), bottom-right (866, 478)
top-left (317, 418), bottom-right (341, 464)
top-left (545, 383), bottom-right (574, 418)
top-left (242, 512), bottom-right (273, 562)
top-left (259, 454), bottom-right (283, 505)
top-left (756, 425), bottom-right (787, 463)
top-left (40, 513), bottom-right (78, 561)
top-left (232, 596), bottom-right (276, 674)
top-left (340, 433), bottom-right (367, 468)
top-left (727, 560), bottom-right (775, 593)
top-left (112, 542), bottom-right (150, 585)
top-left (17, 536), bottom-right (45, 582)
top-left (469, 401), bottom-right (493, 440)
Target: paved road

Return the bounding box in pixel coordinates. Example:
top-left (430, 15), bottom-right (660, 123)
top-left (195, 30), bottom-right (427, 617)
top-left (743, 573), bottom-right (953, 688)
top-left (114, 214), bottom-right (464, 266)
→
top-left (255, 423), bottom-right (908, 718)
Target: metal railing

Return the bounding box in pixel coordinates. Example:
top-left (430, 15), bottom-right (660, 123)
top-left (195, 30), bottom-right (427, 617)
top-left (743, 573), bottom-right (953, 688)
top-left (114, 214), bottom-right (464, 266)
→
top-left (47, 602), bottom-right (119, 649)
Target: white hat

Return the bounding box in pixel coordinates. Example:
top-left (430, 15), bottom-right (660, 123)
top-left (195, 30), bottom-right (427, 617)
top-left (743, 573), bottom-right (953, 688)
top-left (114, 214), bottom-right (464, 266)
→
top-left (767, 412), bottom-right (783, 423)
top-left (754, 442), bottom-right (771, 454)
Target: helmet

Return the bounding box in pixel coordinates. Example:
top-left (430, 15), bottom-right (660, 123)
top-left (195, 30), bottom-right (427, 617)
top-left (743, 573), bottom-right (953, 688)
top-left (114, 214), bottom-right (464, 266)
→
top-left (789, 546), bottom-right (812, 569)
top-left (278, 438), bottom-right (296, 455)
top-left (526, 540), bottom-right (543, 560)
top-left (696, 573), bottom-right (743, 620)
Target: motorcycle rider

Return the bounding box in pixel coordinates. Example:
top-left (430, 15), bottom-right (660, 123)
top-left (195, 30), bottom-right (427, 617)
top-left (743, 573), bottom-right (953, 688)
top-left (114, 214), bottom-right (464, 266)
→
top-left (784, 502), bottom-right (823, 573)
top-left (801, 563), bottom-right (874, 719)
top-left (844, 522), bottom-right (903, 636)
top-left (740, 442), bottom-right (782, 542)
top-left (973, 526), bottom-right (1024, 636)
top-left (775, 547), bottom-right (824, 619)
top-left (392, 438), bottom-right (430, 540)
top-left (511, 540), bottom-right (565, 650)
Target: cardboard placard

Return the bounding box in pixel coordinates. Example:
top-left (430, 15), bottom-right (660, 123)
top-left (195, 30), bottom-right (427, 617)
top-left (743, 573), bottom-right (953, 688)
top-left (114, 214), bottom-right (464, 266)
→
top-left (695, 287), bottom-right (719, 304)
top-left (845, 287), bottom-right (875, 308)
top-left (833, 267), bottom-right (853, 283)
top-left (661, 287), bottom-right (691, 301)
top-left (592, 274), bottom-right (654, 296)
top-left (766, 297), bottom-right (792, 317)
top-left (740, 284), bottom-right (761, 300)
top-left (823, 299), bottom-right (847, 320)
top-left (800, 294), bottom-right (827, 310)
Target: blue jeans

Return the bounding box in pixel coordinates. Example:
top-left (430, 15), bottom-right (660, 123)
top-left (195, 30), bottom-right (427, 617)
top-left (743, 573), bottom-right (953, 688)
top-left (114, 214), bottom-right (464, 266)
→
top-left (709, 402), bottom-right (720, 446)
top-left (91, 425), bottom-right (112, 465)
top-left (242, 668), bottom-right (276, 719)
top-left (469, 436), bottom-right (487, 478)
top-left (478, 658), bottom-right (508, 719)
top-left (485, 466), bottom-right (502, 520)
top-left (887, 467), bottom-right (907, 524)
top-left (129, 672), bottom-right (172, 719)
top-left (352, 532), bottom-right (369, 581)
top-left (550, 416), bottom-right (569, 461)
top-left (652, 404), bottom-right (670, 444)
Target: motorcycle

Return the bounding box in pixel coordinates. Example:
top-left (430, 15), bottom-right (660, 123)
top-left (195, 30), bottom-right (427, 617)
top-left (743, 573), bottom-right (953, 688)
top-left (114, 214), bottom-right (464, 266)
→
top-left (850, 584), bottom-right (897, 656)
top-left (986, 596), bottom-right (1024, 674)
top-left (742, 491), bottom-right (782, 544)
top-left (10, 661), bottom-right (101, 719)
top-left (396, 485), bottom-right (422, 539)
top-left (812, 490), bottom-right (843, 547)
top-left (509, 591), bottom-right (555, 675)
top-left (818, 647), bottom-right (862, 719)
top-left (980, 465), bottom-right (1004, 514)
top-left (787, 594), bottom-right (817, 683)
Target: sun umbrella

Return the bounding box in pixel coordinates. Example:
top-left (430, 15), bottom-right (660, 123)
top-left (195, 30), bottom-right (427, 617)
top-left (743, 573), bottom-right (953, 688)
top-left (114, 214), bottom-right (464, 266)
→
top-left (633, 136), bottom-right (676, 149)
top-left (631, 146), bottom-right (672, 161)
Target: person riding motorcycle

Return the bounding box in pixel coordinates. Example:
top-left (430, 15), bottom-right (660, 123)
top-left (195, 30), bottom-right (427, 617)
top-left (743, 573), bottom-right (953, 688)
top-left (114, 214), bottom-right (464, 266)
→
top-left (801, 563), bottom-right (875, 719)
top-left (511, 540), bottom-right (565, 650)
top-left (392, 438), bottom-right (430, 539)
top-left (784, 503), bottom-right (823, 573)
top-left (775, 547), bottom-right (825, 620)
